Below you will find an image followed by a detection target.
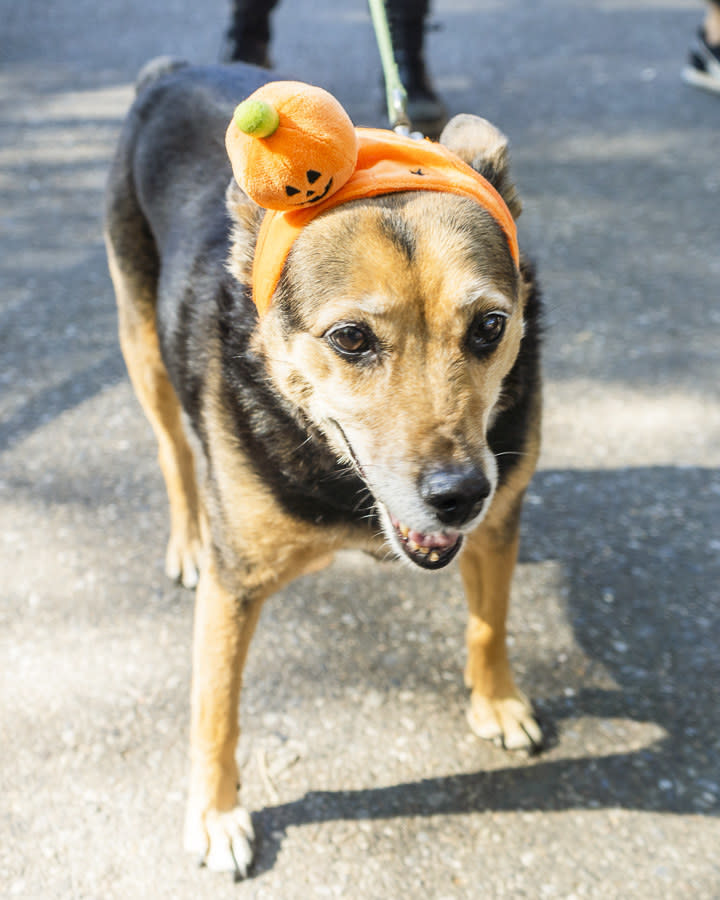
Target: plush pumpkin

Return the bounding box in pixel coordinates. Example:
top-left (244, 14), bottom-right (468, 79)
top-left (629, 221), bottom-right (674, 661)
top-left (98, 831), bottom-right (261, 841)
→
top-left (224, 82), bottom-right (519, 316)
top-left (225, 81), bottom-right (359, 211)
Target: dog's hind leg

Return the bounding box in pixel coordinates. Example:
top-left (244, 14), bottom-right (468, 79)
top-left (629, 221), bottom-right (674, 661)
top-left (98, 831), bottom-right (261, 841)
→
top-left (460, 498), bottom-right (543, 753)
top-left (106, 245), bottom-right (206, 588)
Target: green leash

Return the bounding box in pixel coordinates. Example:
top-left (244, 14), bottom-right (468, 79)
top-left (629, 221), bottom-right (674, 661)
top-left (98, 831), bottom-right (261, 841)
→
top-left (367, 0), bottom-right (419, 136)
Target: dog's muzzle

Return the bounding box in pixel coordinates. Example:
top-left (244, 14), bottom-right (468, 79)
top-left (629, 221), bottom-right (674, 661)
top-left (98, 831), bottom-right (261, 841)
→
top-left (330, 419), bottom-right (489, 570)
top-left (384, 466), bottom-right (491, 569)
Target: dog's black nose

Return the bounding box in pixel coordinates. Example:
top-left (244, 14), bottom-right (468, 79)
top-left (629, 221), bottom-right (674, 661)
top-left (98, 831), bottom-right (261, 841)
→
top-left (419, 466), bottom-right (492, 527)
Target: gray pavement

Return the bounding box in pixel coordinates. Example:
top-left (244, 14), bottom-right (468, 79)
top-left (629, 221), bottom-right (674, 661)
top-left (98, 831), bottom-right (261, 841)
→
top-left (2, 0), bottom-right (719, 897)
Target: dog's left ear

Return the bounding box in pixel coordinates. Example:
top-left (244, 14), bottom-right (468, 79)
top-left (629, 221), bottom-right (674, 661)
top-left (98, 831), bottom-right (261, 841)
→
top-left (439, 114), bottom-right (521, 219)
top-left (225, 179), bottom-right (264, 284)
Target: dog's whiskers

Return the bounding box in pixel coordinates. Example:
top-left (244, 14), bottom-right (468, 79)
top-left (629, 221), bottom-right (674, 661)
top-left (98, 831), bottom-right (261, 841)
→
top-left (290, 434), bottom-right (315, 455)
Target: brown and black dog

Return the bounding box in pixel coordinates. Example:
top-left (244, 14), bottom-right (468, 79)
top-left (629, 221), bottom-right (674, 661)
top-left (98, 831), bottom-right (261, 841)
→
top-left (104, 59), bottom-right (543, 877)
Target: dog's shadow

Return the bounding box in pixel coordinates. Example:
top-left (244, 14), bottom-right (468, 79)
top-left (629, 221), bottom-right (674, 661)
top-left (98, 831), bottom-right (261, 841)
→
top-left (245, 464), bottom-right (719, 876)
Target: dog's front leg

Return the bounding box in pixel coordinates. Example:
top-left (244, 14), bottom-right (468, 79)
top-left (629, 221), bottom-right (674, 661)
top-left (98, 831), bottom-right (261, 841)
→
top-left (183, 553), bottom-right (265, 877)
top-left (460, 512), bottom-right (543, 753)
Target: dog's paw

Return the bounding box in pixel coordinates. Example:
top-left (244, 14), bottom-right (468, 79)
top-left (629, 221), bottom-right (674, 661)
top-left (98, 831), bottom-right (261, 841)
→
top-left (165, 530), bottom-right (204, 589)
top-left (467, 690), bottom-right (543, 752)
top-left (184, 806), bottom-right (255, 877)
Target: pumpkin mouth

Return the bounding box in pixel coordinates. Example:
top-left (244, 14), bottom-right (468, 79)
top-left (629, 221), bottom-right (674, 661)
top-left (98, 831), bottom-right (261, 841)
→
top-left (299, 176), bottom-right (334, 205)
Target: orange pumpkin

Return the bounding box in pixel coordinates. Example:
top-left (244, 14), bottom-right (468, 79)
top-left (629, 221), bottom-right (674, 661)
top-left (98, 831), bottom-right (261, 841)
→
top-left (225, 81), bottom-right (359, 211)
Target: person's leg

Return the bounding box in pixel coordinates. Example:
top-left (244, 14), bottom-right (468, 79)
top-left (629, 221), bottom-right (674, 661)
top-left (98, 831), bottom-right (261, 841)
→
top-left (221, 0), bottom-right (279, 66)
top-left (705, 0), bottom-right (720, 44)
top-left (386, 0), bottom-right (447, 137)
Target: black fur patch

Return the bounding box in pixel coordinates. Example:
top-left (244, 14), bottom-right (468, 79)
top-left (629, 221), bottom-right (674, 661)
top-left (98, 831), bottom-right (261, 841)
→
top-left (217, 281), bottom-right (378, 527)
top-left (273, 268), bottom-right (308, 337)
top-left (488, 258), bottom-right (543, 484)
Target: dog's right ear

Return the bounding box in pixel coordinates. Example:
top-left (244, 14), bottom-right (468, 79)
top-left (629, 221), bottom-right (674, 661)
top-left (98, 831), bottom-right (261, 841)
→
top-left (439, 114), bottom-right (521, 219)
top-left (225, 179), bottom-right (264, 284)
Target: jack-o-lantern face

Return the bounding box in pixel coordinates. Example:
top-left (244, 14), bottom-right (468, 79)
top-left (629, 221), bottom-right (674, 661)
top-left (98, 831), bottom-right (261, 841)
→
top-left (284, 170), bottom-right (335, 205)
top-left (225, 81), bottom-right (359, 212)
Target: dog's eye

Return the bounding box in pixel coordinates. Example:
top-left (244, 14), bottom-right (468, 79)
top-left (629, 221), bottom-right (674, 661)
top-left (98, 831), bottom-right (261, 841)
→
top-left (467, 312), bottom-right (507, 355)
top-left (327, 324), bottom-right (374, 358)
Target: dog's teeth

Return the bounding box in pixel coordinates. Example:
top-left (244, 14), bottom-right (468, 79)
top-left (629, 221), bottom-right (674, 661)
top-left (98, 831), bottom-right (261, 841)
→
top-left (429, 551), bottom-right (440, 563)
top-left (417, 546), bottom-right (430, 556)
top-left (407, 539), bottom-right (419, 552)
top-left (400, 524), bottom-right (410, 538)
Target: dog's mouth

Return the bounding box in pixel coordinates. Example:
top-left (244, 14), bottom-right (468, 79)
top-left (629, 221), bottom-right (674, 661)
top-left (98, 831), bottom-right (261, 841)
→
top-left (328, 419), bottom-right (464, 570)
top-left (388, 512), bottom-right (463, 570)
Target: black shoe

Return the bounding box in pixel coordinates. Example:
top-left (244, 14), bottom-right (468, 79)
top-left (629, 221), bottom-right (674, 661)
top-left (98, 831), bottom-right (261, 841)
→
top-left (397, 57), bottom-right (447, 138)
top-left (386, 11), bottom-right (447, 138)
top-left (682, 28), bottom-right (720, 95)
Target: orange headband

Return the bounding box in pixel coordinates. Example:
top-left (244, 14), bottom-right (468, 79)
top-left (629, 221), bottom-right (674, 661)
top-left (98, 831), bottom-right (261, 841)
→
top-left (251, 128), bottom-right (519, 316)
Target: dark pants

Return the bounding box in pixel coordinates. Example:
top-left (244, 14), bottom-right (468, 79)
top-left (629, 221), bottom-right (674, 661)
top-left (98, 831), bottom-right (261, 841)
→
top-left (224, 0), bottom-right (445, 135)
top-left (226, 0), bottom-right (430, 50)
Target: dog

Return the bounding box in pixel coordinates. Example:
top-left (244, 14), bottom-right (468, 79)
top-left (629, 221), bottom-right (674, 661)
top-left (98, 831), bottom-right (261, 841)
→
top-left (104, 59), bottom-right (544, 877)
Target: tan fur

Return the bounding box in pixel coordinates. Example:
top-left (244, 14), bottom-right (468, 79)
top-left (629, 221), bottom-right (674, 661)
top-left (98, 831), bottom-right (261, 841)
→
top-left (254, 194), bottom-right (523, 542)
top-left (461, 385), bottom-right (542, 749)
top-left (108, 107), bottom-right (543, 876)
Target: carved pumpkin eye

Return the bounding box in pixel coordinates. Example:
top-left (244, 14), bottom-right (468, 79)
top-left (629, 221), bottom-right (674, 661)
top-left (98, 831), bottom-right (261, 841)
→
top-left (285, 171), bottom-right (322, 198)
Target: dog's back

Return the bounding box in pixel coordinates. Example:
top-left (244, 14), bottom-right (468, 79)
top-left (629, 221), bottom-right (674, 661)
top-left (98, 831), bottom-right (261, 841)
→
top-left (104, 63), bottom-right (272, 595)
top-left (104, 62), bottom-right (271, 419)
top-left (105, 61), bottom-right (269, 299)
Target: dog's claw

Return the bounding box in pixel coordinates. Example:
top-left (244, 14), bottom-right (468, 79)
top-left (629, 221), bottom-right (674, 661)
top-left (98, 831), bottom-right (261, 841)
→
top-left (467, 691), bottom-right (543, 752)
top-left (185, 807), bottom-right (255, 878)
top-left (205, 808), bottom-right (254, 876)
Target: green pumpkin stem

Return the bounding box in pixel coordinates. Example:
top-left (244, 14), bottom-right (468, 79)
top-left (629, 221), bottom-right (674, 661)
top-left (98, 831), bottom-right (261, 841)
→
top-left (233, 99), bottom-right (280, 139)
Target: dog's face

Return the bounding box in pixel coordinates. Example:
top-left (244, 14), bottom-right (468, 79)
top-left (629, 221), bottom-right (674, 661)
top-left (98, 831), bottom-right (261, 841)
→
top-left (232, 116), bottom-right (525, 569)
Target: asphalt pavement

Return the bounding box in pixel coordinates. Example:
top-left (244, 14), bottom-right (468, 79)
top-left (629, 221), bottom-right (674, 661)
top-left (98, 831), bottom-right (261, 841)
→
top-left (1, 0), bottom-right (719, 897)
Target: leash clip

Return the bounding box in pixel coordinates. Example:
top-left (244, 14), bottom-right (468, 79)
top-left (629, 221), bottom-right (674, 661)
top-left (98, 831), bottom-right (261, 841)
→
top-left (390, 88), bottom-right (424, 140)
top-left (393, 124), bottom-right (426, 141)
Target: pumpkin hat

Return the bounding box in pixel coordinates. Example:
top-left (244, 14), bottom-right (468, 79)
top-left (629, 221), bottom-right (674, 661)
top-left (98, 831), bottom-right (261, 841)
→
top-left (225, 81), bottom-right (519, 316)
top-left (226, 80), bottom-right (359, 211)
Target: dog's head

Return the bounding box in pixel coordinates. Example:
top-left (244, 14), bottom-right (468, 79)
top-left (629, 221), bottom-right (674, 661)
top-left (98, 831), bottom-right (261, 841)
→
top-left (228, 115), bottom-right (527, 569)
